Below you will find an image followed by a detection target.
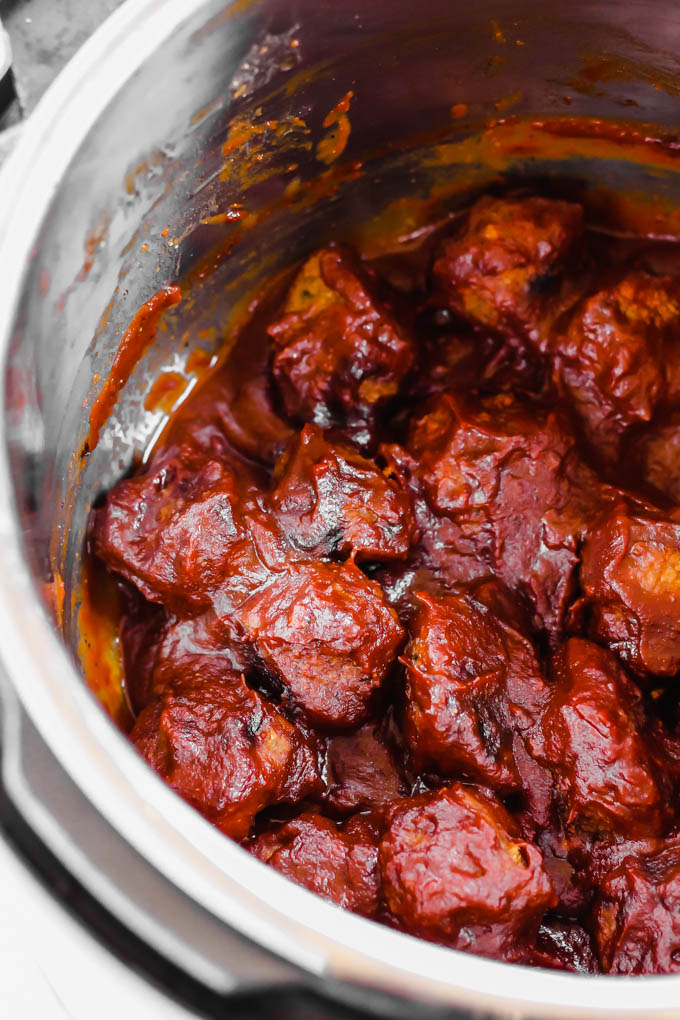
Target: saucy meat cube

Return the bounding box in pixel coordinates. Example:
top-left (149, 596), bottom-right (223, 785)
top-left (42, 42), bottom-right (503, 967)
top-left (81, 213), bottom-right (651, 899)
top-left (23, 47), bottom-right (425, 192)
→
top-left (235, 560), bottom-right (404, 728)
top-left (402, 591), bottom-right (548, 792)
top-left (131, 667), bottom-right (322, 840)
top-left (252, 812), bottom-right (380, 916)
top-left (379, 785), bottom-right (555, 955)
top-left (269, 247), bottom-right (414, 439)
top-left (150, 610), bottom-right (252, 696)
top-left (271, 425), bottom-right (414, 562)
top-left (532, 638), bottom-right (667, 837)
top-left (374, 443), bottom-right (493, 619)
top-left (94, 444), bottom-right (284, 612)
top-left (594, 842), bottom-right (680, 974)
top-left (432, 196), bottom-right (584, 343)
top-left (408, 391), bottom-right (608, 637)
top-left (554, 273), bottom-right (678, 463)
top-left (325, 723), bottom-right (407, 813)
top-left (630, 412), bottom-right (680, 504)
top-left (580, 505), bottom-right (680, 676)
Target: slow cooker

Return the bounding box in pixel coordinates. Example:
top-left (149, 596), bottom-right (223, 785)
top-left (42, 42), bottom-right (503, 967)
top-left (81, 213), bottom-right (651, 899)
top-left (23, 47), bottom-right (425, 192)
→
top-left (3, 1), bottom-right (680, 1015)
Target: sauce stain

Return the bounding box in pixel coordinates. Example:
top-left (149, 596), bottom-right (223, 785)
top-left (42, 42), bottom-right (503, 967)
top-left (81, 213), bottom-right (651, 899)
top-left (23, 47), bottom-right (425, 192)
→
top-left (316, 91), bottom-right (354, 166)
top-left (144, 371), bottom-right (188, 414)
top-left (87, 286), bottom-right (181, 452)
top-left (186, 346), bottom-right (214, 374)
top-left (77, 562), bottom-right (133, 730)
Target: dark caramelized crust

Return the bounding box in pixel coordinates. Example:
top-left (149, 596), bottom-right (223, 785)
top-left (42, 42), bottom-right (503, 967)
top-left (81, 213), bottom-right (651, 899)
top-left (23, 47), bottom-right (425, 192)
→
top-left (235, 560), bottom-right (404, 728)
top-left (269, 246), bottom-right (414, 441)
top-left (94, 443), bottom-right (284, 611)
top-left (271, 425), bottom-right (415, 562)
top-left (408, 391), bottom-right (610, 637)
top-left (402, 590), bottom-right (548, 791)
top-left (131, 667), bottom-right (322, 840)
top-left (432, 195), bottom-right (584, 343)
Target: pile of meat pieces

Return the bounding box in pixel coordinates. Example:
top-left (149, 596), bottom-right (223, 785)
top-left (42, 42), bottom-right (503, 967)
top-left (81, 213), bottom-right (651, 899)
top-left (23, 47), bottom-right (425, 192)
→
top-left (93, 196), bottom-right (680, 975)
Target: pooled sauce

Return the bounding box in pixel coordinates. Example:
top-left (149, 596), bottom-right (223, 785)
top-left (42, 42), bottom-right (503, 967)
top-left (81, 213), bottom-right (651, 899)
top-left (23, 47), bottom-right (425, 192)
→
top-left (84, 175), bottom-right (680, 975)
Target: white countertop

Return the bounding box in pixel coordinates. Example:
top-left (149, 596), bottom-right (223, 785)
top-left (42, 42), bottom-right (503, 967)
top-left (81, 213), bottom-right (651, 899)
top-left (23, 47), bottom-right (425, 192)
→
top-left (0, 835), bottom-right (196, 1020)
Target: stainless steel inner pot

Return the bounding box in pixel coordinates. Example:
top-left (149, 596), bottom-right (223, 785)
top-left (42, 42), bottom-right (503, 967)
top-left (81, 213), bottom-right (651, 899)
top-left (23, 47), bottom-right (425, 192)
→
top-left (4, 0), bottom-right (680, 1015)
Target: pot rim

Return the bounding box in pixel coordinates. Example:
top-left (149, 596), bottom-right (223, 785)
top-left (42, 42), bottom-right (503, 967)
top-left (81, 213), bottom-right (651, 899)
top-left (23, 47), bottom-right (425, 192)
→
top-left (0, 1), bottom-right (676, 1013)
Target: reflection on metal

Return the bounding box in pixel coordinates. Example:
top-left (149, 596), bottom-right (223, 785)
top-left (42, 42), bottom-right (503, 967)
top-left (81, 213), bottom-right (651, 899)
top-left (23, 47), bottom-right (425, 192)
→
top-left (0, 18), bottom-right (11, 83)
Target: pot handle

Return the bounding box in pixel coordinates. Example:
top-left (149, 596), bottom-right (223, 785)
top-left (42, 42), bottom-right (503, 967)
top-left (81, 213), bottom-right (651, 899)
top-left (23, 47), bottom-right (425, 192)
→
top-left (0, 671), bottom-right (308, 1001)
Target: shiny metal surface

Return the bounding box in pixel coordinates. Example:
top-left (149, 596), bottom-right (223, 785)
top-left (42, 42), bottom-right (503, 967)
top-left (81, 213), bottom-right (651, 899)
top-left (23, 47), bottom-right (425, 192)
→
top-left (2, 0), bottom-right (680, 1015)
top-left (0, 18), bottom-right (11, 83)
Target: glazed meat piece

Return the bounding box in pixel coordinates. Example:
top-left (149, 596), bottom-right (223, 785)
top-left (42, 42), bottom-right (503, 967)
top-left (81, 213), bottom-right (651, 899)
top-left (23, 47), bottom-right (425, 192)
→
top-left (630, 412), bottom-right (680, 504)
top-left (268, 247), bottom-right (414, 441)
top-left (271, 425), bottom-right (415, 562)
top-left (325, 723), bottom-right (407, 813)
top-left (594, 842), bottom-right (680, 974)
top-left (554, 273), bottom-right (678, 463)
top-left (235, 560), bottom-right (404, 728)
top-left (580, 504), bottom-right (680, 676)
top-left (131, 666), bottom-right (322, 840)
top-left (94, 443), bottom-right (287, 612)
top-left (402, 591), bottom-right (548, 792)
top-left (534, 921), bottom-right (598, 973)
top-left (408, 391), bottom-right (609, 637)
top-left (150, 610), bottom-right (252, 695)
top-left (532, 638), bottom-right (667, 837)
top-left (432, 195), bottom-right (584, 344)
top-left (380, 785), bottom-right (556, 957)
top-left (374, 443), bottom-right (493, 619)
top-left (252, 812), bottom-right (380, 916)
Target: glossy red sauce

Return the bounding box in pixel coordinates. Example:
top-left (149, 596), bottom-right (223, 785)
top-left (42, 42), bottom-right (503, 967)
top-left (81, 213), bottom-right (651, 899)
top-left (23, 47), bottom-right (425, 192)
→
top-left (83, 168), bottom-right (680, 975)
top-left (88, 285), bottom-right (181, 451)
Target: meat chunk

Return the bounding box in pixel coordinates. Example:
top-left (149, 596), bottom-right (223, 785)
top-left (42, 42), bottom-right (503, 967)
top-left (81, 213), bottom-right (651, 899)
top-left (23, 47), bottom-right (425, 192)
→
top-left (373, 443), bottom-right (493, 620)
top-left (151, 610), bottom-right (252, 694)
top-left (630, 412), bottom-right (680, 504)
top-left (325, 723), bottom-right (407, 813)
top-left (534, 921), bottom-right (598, 973)
top-left (252, 812), bottom-right (380, 916)
top-left (554, 273), bottom-right (677, 463)
top-left (402, 591), bottom-right (548, 792)
top-left (94, 444), bottom-right (286, 612)
top-left (271, 425), bottom-right (414, 562)
top-left (532, 638), bottom-right (667, 838)
top-left (269, 247), bottom-right (414, 442)
top-left (407, 391), bottom-right (609, 637)
top-left (131, 667), bottom-right (322, 840)
top-left (594, 842), bottom-right (680, 974)
top-left (379, 785), bottom-right (555, 957)
top-left (580, 505), bottom-right (680, 676)
top-left (432, 196), bottom-right (584, 344)
top-left (235, 561), bottom-right (404, 728)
